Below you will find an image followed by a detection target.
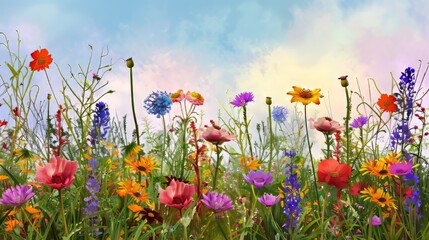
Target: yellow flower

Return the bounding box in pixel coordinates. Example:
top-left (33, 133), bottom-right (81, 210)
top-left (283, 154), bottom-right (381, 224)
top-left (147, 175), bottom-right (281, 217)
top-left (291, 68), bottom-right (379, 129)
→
top-left (129, 183), bottom-right (150, 203)
top-left (127, 155), bottom-right (158, 175)
top-left (122, 142), bottom-right (142, 158)
top-left (287, 86), bottom-right (323, 105)
top-left (0, 175), bottom-right (8, 181)
top-left (240, 156), bottom-right (263, 170)
top-left (369, 188), bottom-right (397, 209)
top-left (359, 159), bottom-right (376, 176)
top-left (379, 152), bottom-right (400, 165)
top-left (116, 179), bottom-right (134, 197)
top-left (371, 160), bottom-right (392, 179)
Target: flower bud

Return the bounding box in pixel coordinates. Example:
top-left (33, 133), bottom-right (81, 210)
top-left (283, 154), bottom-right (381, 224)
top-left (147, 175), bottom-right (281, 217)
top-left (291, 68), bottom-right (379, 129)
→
top-left (266, 97), bottom-right (272, 105)
top-left (126, 58), bottom-right (134, 68)
top-left (47, 94), bottom-right (52, 100)
top-left (338, 75), bottom-right (349, 87)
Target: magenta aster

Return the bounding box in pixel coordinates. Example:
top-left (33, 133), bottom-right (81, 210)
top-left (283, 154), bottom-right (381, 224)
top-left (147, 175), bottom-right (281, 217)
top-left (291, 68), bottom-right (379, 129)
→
top-left (243, 170), bottom-right (273, 189)
top-left (350, 116), bottom-right (369, 129)
top-left (0, 184), bottom-right (35, 207)
top-left (389, 161), bottom-right (413, 176)
top-left (230, 92), bottom-right (254, 107)
top-left (258, 193), bottom-right (281, 206)
top-left (201, 192), bottom-right (234, 212)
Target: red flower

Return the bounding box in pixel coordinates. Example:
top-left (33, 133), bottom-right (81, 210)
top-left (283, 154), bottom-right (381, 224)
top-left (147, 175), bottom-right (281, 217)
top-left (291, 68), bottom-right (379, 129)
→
top-left (349, 181), bottom-right (366, 196)
top-left (377, 94), bottom-right (397, 112)
top-left (29, 49), bottom-right (53, 72)
top-left (158, 179), bottom-right (195, 210)
top-left (0, 120), bottom-right (7, 127)
top-left (12, 107), bottom-right (19, 117)
top-left (35, 156), bottom-right (78, 190)
top-left (317, 159), bottom-right (352, 189)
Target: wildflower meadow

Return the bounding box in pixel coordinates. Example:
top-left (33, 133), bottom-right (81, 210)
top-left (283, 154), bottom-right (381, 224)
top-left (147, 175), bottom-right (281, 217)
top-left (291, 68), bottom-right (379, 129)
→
top-left (1, 32), bottom-right (429, 240)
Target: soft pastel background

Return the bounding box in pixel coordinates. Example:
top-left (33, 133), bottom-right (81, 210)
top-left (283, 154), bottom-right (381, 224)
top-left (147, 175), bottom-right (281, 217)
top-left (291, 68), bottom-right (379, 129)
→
top-left (1, 0), bottom-right (429, 127)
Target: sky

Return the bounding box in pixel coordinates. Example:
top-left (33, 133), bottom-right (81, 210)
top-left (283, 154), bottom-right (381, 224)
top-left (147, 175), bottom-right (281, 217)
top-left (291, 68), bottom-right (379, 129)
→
top-left (1, 0), bottom-right (429, 138)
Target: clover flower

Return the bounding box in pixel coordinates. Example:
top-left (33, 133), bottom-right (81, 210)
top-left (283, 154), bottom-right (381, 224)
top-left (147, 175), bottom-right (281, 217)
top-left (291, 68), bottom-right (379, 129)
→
top-left (144, 91), bottom-right (173, 118)
top-left (201, 192), bottom-right (234, 212)
top-left (272, 106), bottom-right (288, 123)
top-left (230, 92), bottom-right (254, 107)
top-left (0, 184), bottom-right (34, 207)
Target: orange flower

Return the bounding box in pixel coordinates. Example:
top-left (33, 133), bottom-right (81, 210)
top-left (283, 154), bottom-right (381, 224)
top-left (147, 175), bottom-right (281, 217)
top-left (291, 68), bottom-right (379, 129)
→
top-left (317, 158), bottom-right (352, 189)
top-left (5, 219), bottom-right (19, 232)
top-left (377, 94), bottom-right (397, 112)
top-left (29, 49), bottom-right (53, 71)
top-left (287, 86), bottom-right (323, 105)
top-left (185, 91), bottom-right (204, 105)
top-left (127, 155), bottom-right (158, 175)
top-left (240, 156), bottom-right (263, 171)
top-left (171, 89), bottom-right (185, 103)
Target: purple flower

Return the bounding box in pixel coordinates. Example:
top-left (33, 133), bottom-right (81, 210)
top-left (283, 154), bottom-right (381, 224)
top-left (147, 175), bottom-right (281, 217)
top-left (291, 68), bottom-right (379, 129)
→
top-left (0, 184), bottom-right (34, 207)
top-left (243, 170), bottom-right (273, 189)
top-left (350, 116), bottom-right (368, 129)
top-left (371, 215), bottom-right (382, 226)
top-left (389, 161), bottom-right (413, 176)
top-left (201, 192), bottom-right (234, 212)
top-left (258, 193), bottom-right (281, 206)
top-left (272, 106), bottom-right (288, 123)
top-left (230, 92), bottom-right (254, 107)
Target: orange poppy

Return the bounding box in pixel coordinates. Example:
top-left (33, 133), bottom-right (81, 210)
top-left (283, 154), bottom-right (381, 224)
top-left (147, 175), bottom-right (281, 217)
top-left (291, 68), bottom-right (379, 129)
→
top-left (29, 49), bottom-right (53, 71)
top-left (377, 94), bottom-right (397, 112)
top-left (317, 158), bottom-right (352, 189)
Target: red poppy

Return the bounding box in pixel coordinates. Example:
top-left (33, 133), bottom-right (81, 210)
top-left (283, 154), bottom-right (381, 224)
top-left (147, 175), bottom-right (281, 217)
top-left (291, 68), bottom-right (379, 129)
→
top-left (29, 49), bottom-right (53, 72)
top-left (377, 94), bottom-right (397, 112)
top-left (317, 158), bottom-right (352, 189)
top-left (349, 181), bottom-right (366, 196)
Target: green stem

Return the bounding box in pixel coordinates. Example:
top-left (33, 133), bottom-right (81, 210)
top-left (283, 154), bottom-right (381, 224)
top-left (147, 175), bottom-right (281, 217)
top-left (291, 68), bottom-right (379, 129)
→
top-left (268, 104), bottom-right (274, 172)
top-left (59, 190), bottom-right (69, 236)
top-left (304, 106), bottom-right (321, 213)
top-left (344, 87), bottom-right (351, 164)
top-left (46, 96), bottom-right (51, 161)
top-left (129, 66), bottom-right (140, 146)
top-left (161, 115), bottom-right (167, 176)
top-left (243, 106), bottom-right (253, 159)
top-left (212, 144), bottom-right (221, 191)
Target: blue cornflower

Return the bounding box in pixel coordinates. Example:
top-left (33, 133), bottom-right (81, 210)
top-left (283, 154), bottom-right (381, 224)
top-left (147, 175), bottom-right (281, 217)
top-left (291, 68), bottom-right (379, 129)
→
top-left (272, 106), bottom-right (288, 123)
top-left (144, 91), bottom-right (173, 118)
top-left (90, 102), bottom-right (110, 145)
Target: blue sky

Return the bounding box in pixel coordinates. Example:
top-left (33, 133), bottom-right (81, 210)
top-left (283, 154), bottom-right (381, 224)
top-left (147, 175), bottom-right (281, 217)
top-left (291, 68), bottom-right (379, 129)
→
top-left (1, 0), bottom-right (429, 128)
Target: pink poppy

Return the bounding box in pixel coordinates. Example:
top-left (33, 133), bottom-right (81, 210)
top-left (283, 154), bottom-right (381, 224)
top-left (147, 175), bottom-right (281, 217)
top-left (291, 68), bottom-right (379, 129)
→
top-left (35, 156), bottom-right (78, 190)
top-left (199, 121), bottom-right (236, 145)
top-left (310, 117), bottom-right (344, 134)
top-left (159, 179), bottom-right (195, 210)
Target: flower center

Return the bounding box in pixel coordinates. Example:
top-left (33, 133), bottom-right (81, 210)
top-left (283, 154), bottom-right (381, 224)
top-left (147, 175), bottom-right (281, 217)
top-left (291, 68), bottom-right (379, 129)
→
top-left (51, 175), bottom-right (63, 184)
top-left (172, 197), bottom-right (184, 204)
top-left (383, 101), bottom-right (391, 107)
top-left (137, 166), bottom-right (147, 172)
top-left (37, 57), bottom-right (46, 65)
top-left (378, 170), bottom-right (388, 175)
top-left (299, 90), bottom-right (313, 99)
top-left (378, 197), bottom-right (386, 203)
top-left (148, 212), bottom-right (154, 218)
top-left (133, 192), bottom-right (142, 197)
top-left (330, 172), bottom-right (339, 177)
